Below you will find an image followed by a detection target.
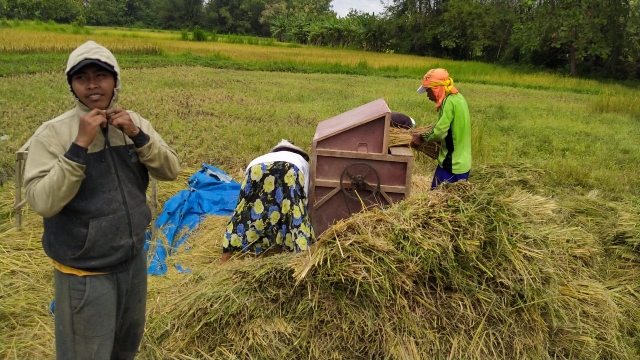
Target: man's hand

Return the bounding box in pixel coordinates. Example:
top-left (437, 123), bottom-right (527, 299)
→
top-left (75, 108), bottom-right (107, 148)
top-left (410, 134), bottom-right (425, 149)
top-left (106, 108), bottom-right (139, 137)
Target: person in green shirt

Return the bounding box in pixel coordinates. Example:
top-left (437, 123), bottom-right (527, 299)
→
top-left (411, 68), bottom-right (472, 189)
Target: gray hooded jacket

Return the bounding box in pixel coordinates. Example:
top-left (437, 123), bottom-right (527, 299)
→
top-left (24, 41), bottom-right (180, 272)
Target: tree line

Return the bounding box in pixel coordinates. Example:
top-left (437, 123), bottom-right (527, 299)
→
top-left (2, 0), bottom-right (639, 79)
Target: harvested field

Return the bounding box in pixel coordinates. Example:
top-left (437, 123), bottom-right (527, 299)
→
top-left (2, 166), bottom-right (639, 359)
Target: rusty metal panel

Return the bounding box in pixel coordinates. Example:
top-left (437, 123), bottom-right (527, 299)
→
top-left (310, 153), bottom-right (413, 236)
top-left (312, 186), bottom-right (390, 236)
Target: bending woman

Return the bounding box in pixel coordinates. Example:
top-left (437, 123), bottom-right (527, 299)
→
top-left (221, 140), bottom-right (315, 263)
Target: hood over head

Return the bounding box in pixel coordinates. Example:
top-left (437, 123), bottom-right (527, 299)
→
top-left (65, 41), bottom-right (121, 110)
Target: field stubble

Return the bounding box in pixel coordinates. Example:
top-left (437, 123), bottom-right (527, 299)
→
top-left (2, 167), bottom-right (639, 359)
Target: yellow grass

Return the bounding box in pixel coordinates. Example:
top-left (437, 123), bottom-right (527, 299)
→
top-left (0, 27), bottom-right (624, 96)
top-left (388, 125), bottom-right (440, 159)
top-left (2, 166), bottom-right (640, 359)
top-left (0, 29), bottom-right (163, 55)
top-left (388, 125), bottom-right (435, 147)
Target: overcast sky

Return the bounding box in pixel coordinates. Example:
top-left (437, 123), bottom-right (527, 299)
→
top-left (331, 0), bottom-right (388, 17)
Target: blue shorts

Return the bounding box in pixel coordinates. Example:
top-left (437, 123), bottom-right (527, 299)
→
top-left (431, 166), bottom-right (470, 190)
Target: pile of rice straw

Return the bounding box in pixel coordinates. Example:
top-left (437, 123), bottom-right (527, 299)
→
top-left (142, 165), bottom-right (640, 359)
top-left (1, 165), bottom-right (639, 359)
top-left (389, 125), bottom-right (440, 159)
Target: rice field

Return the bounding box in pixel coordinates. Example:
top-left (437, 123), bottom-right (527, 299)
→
top-left (0, 29), bottom-right (164, 54)
top-left (2, 23), bottom-right (640, 96)
top-left (2, 66), bottom-right (639, 196)
top-left (1, 24), bottom-right (640, 359)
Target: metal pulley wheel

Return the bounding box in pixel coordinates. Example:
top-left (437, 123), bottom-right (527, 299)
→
top-left (339, 162), bottom-right (380, 201)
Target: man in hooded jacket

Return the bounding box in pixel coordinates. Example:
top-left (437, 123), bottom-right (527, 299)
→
top-left (23, 40), bottom-right (180, 359)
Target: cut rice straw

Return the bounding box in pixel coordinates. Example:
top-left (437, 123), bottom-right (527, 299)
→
top-left (1, 165), bottom-right (640, 359)
top-left (389, 125), bottom-right (440, 159)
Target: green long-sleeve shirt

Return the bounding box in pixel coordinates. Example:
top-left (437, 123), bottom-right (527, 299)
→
top-left (421, 93), bottom-right (472, 174)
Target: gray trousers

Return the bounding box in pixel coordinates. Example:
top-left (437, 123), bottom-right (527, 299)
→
top-left (54, 251), bottom-right (147, 360)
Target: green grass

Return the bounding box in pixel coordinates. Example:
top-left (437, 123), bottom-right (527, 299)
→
top-left (2, 67), bottom-right (639, 199)
top-left (591, 90), bottom-right (640, 117)
top-left (3, 50), bottom-right (640, 102)
top-left (0, 25), bottom-right (639, 196)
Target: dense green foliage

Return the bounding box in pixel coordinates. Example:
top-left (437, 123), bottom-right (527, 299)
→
top-left (1, 0), bottom-right (639, 79)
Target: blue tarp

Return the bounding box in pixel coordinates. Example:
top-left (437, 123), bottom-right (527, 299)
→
top-left (146, 164), bottom-right (241, 275)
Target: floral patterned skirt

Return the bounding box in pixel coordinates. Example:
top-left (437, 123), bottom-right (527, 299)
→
top-left (223, 161), bottom-right (315, 255)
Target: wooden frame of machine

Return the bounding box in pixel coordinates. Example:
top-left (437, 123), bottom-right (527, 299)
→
top-left (309, 98), bottom-right (414, 237)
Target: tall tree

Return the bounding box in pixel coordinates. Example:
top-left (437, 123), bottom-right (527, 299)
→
top-left (124, 0), bottom-right (156, 26)
top-left (203, 0), bottom-right (256, 34)
top-left (432, 0), bottom-right (519, 61)
top-left (512, 0), bottom-right (631, 77)
top-left (155, 0), bottom-right (203, 29)
top-left (3, 0), bottom-right (82, 22)
top-left (384, 0), bottom-right (444, 55)
top-left (83, 0), bottom-right (127, 26)
top-left (262, 0), bottom-right (332, 26)
top-left (354, 12), bottom-right (389, 52)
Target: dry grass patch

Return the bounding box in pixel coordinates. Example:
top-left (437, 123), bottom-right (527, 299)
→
top-left (0, 29), bottom-right (163, 55)
top-left (1, 166), bottom-right (639, 359)
top-left (141, 166), bottom-right (640, 359)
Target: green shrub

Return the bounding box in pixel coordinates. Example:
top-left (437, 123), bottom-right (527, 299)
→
top-left (76, 14), bottom-right (86, 27)
top-left (226, 34), bottom-right (245, 44)
top-left (181, 29), bottom-right (189, 41)
top-left (355, 59), bottom-right (370, 70)
top-left (261, 37), bottom-right (276, 46)
top-left (70, 22), bottom-right (82, 34)
top-left (193, 26), bottom-right (207, 42)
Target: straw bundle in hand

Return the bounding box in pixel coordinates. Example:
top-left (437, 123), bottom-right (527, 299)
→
top-left (388, 125), bottom-right (440, 159)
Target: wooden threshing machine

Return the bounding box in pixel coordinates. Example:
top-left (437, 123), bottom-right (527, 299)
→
top-left (309, 99), bottom-right (414, 236)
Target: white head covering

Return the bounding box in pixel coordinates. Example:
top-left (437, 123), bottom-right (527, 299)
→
top-left (271, 139), bottom-right (309, 161)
